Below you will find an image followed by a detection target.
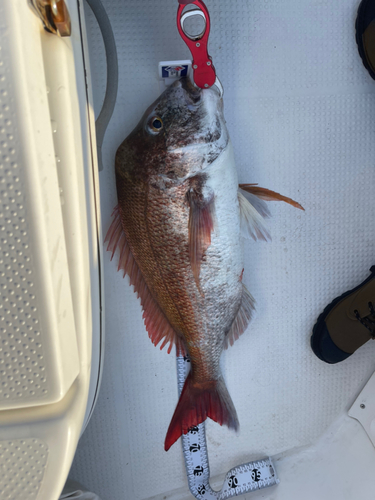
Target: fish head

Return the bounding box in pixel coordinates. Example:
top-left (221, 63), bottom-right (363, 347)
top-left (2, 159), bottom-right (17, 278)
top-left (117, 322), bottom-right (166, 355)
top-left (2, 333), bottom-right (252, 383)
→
top-left (116, 78), bottom-right (229, 182)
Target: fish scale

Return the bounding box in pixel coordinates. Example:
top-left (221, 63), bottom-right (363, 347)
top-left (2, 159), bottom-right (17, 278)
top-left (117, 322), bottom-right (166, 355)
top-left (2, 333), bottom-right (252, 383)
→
top-left (147, 184), bottom-right (200, 336)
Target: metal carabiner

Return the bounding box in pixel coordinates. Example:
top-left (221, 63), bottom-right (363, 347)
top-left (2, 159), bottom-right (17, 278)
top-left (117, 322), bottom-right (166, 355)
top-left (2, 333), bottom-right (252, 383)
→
top-left (177, 0), bottom-right (216, 89)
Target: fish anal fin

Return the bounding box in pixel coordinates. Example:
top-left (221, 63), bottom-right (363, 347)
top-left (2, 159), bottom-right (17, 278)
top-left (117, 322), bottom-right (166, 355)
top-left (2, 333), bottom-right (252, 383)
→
top-left (105, 205), bottom-right (186, 356)
top-left (164, 373), bottom-right (239, 451)
top-left (225, 284), bottom-right (255, 349)
top-left (239, 184), bottom-right (304, 211)
top-left (187, 179), bottom-right (215, 285)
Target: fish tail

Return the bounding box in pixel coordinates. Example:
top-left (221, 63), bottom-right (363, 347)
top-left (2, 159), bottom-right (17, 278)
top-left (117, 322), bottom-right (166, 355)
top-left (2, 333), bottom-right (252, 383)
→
top-left (164, 372), bottom-right (239, 451)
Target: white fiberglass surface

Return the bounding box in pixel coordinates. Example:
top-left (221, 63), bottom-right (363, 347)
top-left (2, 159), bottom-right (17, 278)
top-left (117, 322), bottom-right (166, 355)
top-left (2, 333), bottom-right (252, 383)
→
top-left (71, 0), bottom-right (375, 498)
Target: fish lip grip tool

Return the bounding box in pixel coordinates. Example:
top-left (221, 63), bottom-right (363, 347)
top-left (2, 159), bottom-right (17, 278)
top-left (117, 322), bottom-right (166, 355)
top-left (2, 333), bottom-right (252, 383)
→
top-left (177, 0), bottom-right (217, 90)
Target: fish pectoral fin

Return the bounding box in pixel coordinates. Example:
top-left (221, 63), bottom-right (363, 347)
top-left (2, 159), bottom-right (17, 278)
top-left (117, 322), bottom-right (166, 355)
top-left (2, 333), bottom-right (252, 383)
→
top-left (187, 180), bottom-right (215, 285)
top-left (238, 191), bottom-right (271, 241)
top-left (225, 284), bottom-right (255, 348)
top-left (239, 184), bottom-right (304, 211)
top-left (105, 204), bottom-right (186, 356)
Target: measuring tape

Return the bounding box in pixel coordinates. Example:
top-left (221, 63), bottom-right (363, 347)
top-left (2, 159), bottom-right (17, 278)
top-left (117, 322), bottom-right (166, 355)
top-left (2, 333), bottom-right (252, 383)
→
top-left (177, 355), bottom-right (279, 499)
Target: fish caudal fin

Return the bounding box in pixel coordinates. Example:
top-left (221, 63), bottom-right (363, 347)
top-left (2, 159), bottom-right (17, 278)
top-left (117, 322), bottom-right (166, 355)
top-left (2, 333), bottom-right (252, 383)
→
top-left (164, 372), bottom-right (239, 451)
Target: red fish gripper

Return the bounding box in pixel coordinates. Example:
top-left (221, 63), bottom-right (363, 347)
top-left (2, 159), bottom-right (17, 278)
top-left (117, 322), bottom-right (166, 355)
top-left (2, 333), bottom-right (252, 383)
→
top-left (177, 0), bottom-right (217, 89)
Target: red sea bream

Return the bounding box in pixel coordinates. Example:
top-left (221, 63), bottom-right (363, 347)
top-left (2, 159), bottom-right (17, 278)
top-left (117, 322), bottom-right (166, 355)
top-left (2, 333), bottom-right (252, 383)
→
top-left (105, 78), bottom-right (302, 451)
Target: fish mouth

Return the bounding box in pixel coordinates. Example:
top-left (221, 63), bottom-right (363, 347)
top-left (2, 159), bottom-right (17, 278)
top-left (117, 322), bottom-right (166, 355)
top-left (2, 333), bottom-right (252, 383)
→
top-left (180, 77), bottom-right (221, 96)
top-left (180, 77), bottom-right (202, 104)
top-left (179, 77), bottom-right (222, 108)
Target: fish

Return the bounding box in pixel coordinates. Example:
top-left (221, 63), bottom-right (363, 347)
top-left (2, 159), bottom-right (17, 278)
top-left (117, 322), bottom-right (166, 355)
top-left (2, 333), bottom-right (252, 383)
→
top-left (105, 77), bottom-right (303, 451)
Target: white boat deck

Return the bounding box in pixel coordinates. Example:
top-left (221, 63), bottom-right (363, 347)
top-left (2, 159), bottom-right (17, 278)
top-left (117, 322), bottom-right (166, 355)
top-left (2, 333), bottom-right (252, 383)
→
top-left (70, 0), bottom-right (375, 498)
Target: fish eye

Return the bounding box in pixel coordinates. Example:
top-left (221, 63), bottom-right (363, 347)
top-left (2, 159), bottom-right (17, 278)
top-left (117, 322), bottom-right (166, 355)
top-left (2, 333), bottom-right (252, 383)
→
top-left (149, 116), bottom-right (163, 133)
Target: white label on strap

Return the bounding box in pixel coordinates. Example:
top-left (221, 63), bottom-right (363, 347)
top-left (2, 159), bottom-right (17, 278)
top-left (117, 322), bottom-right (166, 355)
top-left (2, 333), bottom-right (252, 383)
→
top-left (177, 355), bottom-right (279, 499)
top-left (158, 60), bottom-right (192, 92)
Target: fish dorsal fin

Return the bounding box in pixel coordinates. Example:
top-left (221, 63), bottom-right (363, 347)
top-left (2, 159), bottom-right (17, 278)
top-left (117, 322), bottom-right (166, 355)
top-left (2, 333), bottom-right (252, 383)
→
top-left (238, 191), bottom-right (271, 241)
top-left (224, 284), bottom-right (255, 349)
top-left (105, 205), bottom-right (186, 356)
top-left (239, 184), bottom-right (304, 211)
top-left (187, 180), bottom-right (215, 285)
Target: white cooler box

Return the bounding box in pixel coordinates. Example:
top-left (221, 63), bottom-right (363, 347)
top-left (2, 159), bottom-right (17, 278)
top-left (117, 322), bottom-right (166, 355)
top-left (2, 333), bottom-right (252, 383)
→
top-left (0, 1), bottom-right (103, 499)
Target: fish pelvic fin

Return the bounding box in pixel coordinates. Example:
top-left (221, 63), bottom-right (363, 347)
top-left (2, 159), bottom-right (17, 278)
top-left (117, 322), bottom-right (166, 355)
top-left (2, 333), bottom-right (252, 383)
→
top-left (187, 177), bottom-right (215, 287)
top-left (238, 184), bottom-right (304, 241)
top-left (239, 184), bottom-right (304, 211)
top-left (225, 284), bottom-right (255, 349)
top-left (105, 205), bottom-right (186, 356)
top-left (238, 191), bottom-right (271, 241)
top-left (164, 372), bottom-right (239, 451)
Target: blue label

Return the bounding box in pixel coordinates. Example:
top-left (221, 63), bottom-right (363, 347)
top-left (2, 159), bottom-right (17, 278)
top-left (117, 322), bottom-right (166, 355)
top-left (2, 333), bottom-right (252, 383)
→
top-left (162, 65), bottom-right (189, 78)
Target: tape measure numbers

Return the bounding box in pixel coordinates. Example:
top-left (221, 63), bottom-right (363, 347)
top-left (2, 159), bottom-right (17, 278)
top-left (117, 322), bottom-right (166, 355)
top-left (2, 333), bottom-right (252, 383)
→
top-left (177, 355), bottom-right (279, 499)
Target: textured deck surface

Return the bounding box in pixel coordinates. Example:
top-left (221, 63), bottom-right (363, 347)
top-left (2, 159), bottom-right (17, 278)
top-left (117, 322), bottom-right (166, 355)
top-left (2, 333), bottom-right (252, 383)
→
top-left (71, 0), bottom-right (375, 498)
